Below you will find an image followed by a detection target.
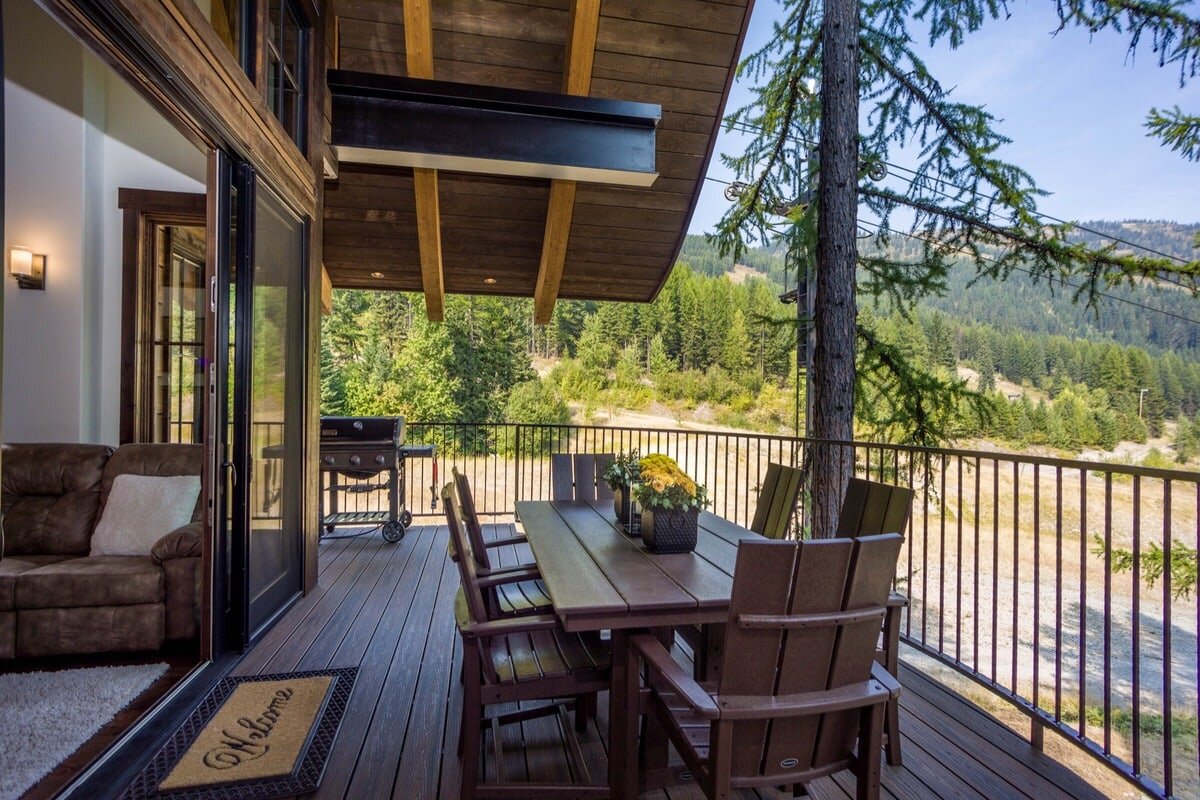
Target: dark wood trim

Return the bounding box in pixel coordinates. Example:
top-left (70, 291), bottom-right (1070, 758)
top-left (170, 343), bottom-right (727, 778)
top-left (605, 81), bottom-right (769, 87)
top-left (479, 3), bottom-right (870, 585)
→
top-left (302, 0), bottom-right (328, 595)
top-left (117, 189), bottom-right (207, 445)
top-left (40, 0), bottom-right (318, 218)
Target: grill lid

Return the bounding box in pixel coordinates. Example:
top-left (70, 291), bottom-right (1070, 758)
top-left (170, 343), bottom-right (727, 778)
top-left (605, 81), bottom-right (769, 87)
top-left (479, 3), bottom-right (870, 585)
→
top-left (319, 416), bottom-right (405, 445)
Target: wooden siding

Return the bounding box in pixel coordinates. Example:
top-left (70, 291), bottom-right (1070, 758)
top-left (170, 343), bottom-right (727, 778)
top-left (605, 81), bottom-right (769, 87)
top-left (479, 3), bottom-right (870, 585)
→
top-left (231, 525), bottom-right (1113, 800)
top-left (324, 0), bottom-right (753, 302)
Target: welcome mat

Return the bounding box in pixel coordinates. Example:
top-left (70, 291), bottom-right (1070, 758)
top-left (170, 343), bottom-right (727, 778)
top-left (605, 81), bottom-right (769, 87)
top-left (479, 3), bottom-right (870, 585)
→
top-left (122, 667), bottom-right (356, 800)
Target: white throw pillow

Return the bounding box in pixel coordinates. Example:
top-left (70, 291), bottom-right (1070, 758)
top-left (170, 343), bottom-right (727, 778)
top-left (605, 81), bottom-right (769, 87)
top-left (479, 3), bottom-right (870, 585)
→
top-left (89, 474), bottom-right (201, 557)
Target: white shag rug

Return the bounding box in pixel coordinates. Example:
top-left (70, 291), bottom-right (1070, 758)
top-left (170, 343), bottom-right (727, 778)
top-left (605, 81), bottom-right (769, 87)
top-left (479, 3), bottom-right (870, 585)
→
top-left (0, 662), bottom-right (168, 800)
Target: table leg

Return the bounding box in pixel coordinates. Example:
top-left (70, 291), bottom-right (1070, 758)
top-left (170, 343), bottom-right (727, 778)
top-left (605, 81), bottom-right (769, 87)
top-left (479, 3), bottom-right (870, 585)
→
top-left (609, 630), bottom-right (640, 799)
top-left (638, 629), bottom-right (672, 777)
top-left (702, 622), bottom-right (726, 682)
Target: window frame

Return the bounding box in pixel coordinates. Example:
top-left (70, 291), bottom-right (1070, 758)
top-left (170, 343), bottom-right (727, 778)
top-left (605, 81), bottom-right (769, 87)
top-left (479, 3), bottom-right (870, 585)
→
top-left (118, 189), bottom-right (209, 445)
top-left (260, 0), bottom-right (309, 153)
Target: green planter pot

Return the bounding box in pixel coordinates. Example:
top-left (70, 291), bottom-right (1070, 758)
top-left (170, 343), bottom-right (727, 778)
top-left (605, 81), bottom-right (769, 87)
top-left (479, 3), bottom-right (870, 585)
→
top-left (612, 485), bottom-right (640, 533)
top-left (640, 507), bottom-right (699, 554)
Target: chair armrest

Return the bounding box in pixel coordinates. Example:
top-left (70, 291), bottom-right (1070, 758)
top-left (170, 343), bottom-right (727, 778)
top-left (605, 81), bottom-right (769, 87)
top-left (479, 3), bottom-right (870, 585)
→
top-left (457, 613), bottom-right (562, 639)
top-left (887, 591), bottom-right (908, 608)
top-left (715, 677), bottom-right (892, 721)
top-left (871, 661), bottom-right (902, 698)
top-left (478, 563), bottom-right (540, 579)
top-left (477, 566), bottom-right (542, 587)
top-left (630, 633), bottom-right (720, 719)
top-left (151, 521), bottom-right (202, 564)
top-left (485, 534), bottom-right (528, 548)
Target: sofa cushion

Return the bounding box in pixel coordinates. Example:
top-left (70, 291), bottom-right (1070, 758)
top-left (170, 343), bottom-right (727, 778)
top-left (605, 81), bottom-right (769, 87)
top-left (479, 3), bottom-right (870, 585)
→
top-left (16, 556), bottom-right (163, 609)
top-left (17, 604), bottom-right (164, 657)
top-left (1, 444), bottom-right (113, 555)
top-left (90, 475), bottom-right (201, 557)
top-left (101, 444), bottom-right (204, 523)
top-left (0, 555), bottom-right (71, 611)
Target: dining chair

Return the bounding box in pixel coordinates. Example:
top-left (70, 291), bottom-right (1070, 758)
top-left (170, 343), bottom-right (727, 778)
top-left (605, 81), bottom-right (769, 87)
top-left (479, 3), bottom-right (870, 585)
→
top-left (750, 461), bottom-right (804, 540)
top-left (836, 476), bottom-right (915, 766)
top-left (448, 467), bottom-right (551, 617)
top-left (630, 534), bottom-right (903, 800)
top-left (444, 482), bottom-right (610, 799)
top-left (550, 453), bottom-right (615, 502)
top-left (676, 461), bottom-right (804, 673)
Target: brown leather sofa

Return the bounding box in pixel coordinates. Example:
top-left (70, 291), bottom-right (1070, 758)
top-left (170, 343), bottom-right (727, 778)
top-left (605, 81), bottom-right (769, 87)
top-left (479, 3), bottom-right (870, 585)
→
top-left (0, 443), bottom-right (202, 659)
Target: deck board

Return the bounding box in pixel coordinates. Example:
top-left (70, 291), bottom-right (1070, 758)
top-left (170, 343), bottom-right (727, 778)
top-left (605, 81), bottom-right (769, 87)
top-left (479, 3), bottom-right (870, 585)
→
top-left (234, 525), bottom-right (1113, 800)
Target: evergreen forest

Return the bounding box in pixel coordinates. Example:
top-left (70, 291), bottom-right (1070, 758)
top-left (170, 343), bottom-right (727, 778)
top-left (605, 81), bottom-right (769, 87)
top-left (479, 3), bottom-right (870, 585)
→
top-left (320, 223), bottom-right (1200, 464)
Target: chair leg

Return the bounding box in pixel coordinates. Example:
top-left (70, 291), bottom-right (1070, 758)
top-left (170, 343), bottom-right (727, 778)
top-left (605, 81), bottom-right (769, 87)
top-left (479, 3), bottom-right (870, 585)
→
top-left (461, 651), bottom-right (482, 800)
top-left (856, 703), bottom-right (884, 800)
top-left (574, 694), bottom-right (589, 734)
top-left (884, 695), bottom-right (902, 766)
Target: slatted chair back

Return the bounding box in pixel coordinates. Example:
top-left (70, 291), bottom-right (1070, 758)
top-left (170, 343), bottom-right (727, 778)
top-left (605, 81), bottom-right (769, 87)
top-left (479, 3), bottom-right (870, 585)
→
top-left (442, 482), bottom-right (492, 640)
top-left (594, 453), bottom-right (615, 500)
top-left (451, 467), bottom-right (494, 571)
top-left (550, 452), bottom-right (614, 501)
top-left (749, 462), bottom-right (803, 539)
top-left (835, 478), bottom-right (914, 538)
top-left (716, 533), bottom-right (903, 783)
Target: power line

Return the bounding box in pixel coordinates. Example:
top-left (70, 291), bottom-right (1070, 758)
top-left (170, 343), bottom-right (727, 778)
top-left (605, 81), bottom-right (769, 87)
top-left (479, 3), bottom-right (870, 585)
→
top-left (718, 118), bottom-right (1199, 273)
top-left (700, 174), bottom-right (1200, 327)
top-left (855, 219), bottom-right (1200, 327)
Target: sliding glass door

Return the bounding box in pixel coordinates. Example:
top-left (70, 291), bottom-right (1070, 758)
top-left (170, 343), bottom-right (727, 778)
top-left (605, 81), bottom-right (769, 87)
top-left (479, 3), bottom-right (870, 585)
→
top-left (245, 173), bottom-right (305, 637)
top-left (213, 157), bottom-right (306, 650)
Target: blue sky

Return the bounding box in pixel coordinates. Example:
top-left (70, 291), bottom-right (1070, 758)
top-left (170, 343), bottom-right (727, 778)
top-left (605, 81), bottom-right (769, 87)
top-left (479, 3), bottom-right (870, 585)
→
top-left (687, 1), bottom-right (1200, 235)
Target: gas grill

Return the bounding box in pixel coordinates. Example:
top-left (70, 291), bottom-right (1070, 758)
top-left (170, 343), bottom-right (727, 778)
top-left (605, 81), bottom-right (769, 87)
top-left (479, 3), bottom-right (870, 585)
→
top-left (319, 416), bottom-right (435, 542)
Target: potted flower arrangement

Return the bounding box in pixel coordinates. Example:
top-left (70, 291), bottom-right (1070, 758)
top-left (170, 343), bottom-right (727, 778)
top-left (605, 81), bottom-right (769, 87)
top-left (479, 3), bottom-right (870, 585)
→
top-left (602, 449), bottom-right (641, 531)
top-left (634, 454), bottom-right (708, 554)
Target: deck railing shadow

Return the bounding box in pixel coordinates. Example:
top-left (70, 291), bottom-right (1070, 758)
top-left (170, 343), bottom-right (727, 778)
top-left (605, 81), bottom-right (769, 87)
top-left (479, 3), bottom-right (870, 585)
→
top-left (296, 420), bottom-right (1199, 799)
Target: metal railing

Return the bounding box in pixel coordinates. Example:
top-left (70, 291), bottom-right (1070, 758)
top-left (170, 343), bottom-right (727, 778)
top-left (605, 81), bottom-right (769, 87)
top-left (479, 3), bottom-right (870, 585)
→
top-left (376, 421), bottom-right (1199, 798)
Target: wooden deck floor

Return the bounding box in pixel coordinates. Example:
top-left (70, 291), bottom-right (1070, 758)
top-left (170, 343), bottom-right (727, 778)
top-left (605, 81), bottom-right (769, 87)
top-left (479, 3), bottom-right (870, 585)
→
top-left (234, 524), bottom-right (1112, 800)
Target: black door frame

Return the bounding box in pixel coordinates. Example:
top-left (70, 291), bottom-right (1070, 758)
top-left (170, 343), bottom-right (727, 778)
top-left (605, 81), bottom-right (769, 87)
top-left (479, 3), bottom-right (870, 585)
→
top-left (217, 159), bottom-right (307, 651)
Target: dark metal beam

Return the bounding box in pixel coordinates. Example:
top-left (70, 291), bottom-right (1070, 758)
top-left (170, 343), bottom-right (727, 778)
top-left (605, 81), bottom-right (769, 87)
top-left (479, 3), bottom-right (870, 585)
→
top-left (328, 70), bottom-right (660, 186)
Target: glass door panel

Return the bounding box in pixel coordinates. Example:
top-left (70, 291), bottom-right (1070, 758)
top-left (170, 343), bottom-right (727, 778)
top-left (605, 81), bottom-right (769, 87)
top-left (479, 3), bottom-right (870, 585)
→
top-left (246, 176), bottom-right (304, 637)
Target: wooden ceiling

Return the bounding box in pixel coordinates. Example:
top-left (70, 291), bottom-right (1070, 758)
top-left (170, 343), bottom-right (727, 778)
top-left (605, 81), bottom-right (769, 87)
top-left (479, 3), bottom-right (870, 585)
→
top-left (324, 0), bottom-right (754, 316)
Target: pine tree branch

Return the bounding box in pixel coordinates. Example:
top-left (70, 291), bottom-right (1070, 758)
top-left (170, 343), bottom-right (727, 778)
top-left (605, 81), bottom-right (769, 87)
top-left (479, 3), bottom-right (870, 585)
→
top-left (862, 185), bottom-right (1200, 302)
top-left (1146, 106), bottom-right (1200, 160)
top-left (1053, 0), bottom-right (1200, 82)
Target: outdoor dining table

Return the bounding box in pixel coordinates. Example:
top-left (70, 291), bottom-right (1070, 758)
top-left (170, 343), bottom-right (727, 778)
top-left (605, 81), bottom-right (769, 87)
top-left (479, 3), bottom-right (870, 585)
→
top-left (513, 499), bottom-right (766, 799)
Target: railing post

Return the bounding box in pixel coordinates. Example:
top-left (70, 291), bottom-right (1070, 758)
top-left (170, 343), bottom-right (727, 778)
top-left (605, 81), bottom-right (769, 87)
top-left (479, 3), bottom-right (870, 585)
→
top-left (1030, 716), bottom-right (1044, 752)
top-left (514, 424), bottom-right (523, 504)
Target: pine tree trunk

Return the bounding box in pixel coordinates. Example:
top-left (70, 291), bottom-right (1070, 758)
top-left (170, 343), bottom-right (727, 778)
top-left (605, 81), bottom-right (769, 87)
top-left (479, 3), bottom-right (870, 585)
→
top-left (812, 0), bottom-right (859, 537)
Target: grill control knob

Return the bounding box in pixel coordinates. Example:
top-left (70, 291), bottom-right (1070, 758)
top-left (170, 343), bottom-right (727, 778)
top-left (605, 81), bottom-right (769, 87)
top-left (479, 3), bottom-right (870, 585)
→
top-left (323, 455), bottom-right (335, 465)
top-left (375, 454), bottom-right (386, 465)
top-left (349, 454), bottom-right (361, 466)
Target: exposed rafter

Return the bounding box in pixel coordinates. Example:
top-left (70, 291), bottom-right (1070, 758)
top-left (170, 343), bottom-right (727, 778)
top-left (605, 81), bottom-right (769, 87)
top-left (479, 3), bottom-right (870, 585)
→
top-left (404, 0), bottom-right (444, 321)
top-left (533, 0), bottom-right (602, 326)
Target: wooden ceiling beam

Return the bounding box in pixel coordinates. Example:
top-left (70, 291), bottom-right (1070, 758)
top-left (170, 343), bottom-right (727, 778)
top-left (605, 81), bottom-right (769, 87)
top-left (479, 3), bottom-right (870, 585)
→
top-left (403, 0), bottom-right (444, 320)
top-left (534, 0), bottom-right (601, 325)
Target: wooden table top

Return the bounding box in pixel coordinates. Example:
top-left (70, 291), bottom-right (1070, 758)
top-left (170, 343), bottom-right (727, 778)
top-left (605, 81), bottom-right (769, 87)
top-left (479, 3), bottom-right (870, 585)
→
top-left (514, 500), bottom-right (764, 633)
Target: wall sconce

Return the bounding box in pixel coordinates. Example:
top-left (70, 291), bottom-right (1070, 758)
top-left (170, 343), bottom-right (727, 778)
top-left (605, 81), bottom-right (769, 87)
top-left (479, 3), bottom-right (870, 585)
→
top-left (9, 247), bottom-right (46, 290)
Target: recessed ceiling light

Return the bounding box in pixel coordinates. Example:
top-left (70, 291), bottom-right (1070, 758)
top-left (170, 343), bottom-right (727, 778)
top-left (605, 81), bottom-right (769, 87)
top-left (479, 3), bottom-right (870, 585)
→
top-left (370, 271), bottom-right (385, 279)
top-left (483, 277), bottom-right (497, 285)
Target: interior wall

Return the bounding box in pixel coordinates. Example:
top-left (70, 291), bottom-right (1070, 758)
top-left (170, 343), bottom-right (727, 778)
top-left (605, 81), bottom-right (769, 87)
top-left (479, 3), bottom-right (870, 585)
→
top-left (2, 0), bottom-right (205, 444)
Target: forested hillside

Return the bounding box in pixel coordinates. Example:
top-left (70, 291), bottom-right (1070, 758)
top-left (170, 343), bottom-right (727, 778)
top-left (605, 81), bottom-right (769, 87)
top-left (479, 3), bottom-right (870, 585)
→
top-left (321, 222), bottom-right (1200, 463)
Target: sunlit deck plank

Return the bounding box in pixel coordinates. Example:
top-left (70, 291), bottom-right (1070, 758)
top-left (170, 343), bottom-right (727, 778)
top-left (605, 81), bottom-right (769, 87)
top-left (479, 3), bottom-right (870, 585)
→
top-left (231, 527), bottom-right (1112, 800)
